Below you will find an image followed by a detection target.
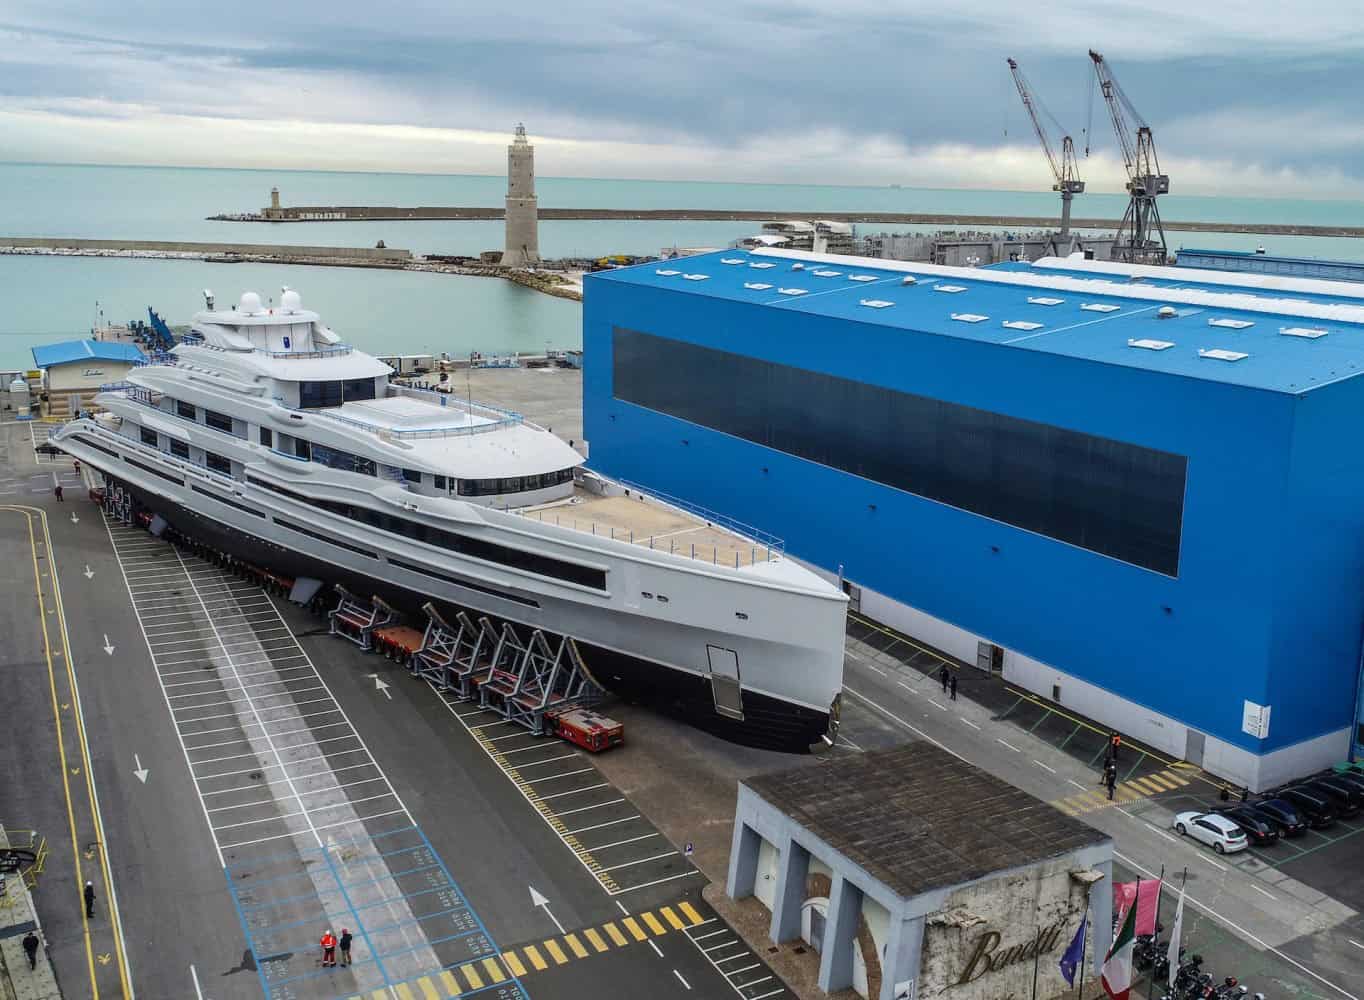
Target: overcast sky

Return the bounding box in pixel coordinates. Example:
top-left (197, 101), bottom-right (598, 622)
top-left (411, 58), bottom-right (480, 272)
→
top-left (1, 1), bottom-right (1361, 197)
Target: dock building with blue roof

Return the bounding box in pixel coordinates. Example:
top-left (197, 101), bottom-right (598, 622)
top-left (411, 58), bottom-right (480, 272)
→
top-left (31, 338), bottom-right (146, 420)
top-left (584, 248), bottom-right (1364, 790)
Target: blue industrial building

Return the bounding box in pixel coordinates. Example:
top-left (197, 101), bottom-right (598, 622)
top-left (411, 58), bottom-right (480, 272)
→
top-left (583, 249), bottom-right (1364, 790)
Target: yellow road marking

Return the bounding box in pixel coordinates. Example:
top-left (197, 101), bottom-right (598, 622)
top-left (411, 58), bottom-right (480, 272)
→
top-left (660, 906), bottom-right (686, 931)
top-left (543, 939), bottom-right (570, 965)
top-left (679, 902), bottom-right (705, 924)
top-left (604, 921), bottom-right (629, 946)
top-left (482, 957), bottom-right (506, 983)
top-left (502, 951), bottom-right (528, 977)
top-left (1129, 777), bottom-right (1160, 795)
top-left (564, 933), bottom-right (589, 958)
top-left (584, 927), bottom-right (609, 952)
top-left (459, 963), bottom-right (485, 989)
top-left (394, 983), bottom-right (416, 1000)
top-left (1163, 770), bottom-right (1190, 786)
top-left (438, 970), bottom-right (462, 996)
top-left (622, 916), bottom-right (647, 941)
top-left (416, 976), bottom-right (441, 1000)
top-left (372, 990), bottom-right (390, 1000)
top-left (641, 911), bottom-right (668, 936)
top-left (523, 944), bottom-right (549, 971)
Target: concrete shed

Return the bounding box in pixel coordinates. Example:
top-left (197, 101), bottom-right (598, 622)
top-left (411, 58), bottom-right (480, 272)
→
top-left (727, 744), bottom-right (1113, 1000)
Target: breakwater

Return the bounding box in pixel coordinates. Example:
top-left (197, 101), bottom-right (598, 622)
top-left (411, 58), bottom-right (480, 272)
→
top-left (209, 206), bottom-right (1364, 239)
top-left (0, 238), bottom-right (583, 302)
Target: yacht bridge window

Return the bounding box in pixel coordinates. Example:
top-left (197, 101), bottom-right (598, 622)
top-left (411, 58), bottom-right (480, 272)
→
top-left (139, 426), bottom-right (157, 447)
top-left (312, 443), bottom-right (376, 476)
top-left (205, 409), bottom-right (234, 433)
top-left (299, 378), bottom-right (379, 409)
top-left (457, 468), bottom-right (575, 497)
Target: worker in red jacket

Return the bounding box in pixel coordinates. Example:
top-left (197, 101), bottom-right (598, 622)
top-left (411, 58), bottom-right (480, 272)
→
top-left (320, 929), bottom-right (337, 968)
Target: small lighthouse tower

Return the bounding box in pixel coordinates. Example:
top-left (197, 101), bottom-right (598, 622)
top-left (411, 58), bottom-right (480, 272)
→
top-left (502, 124), bottom-right (540, 267)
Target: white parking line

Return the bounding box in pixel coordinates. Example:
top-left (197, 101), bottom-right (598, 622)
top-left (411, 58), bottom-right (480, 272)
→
top-left (1033, 760), bottom-right (1056, 773)
top-left (517, 754), bottom-right (581, 768)
top-left (526, 767), bottom-right (597, 782)
top-left (928, 699), bottom-right (948, 710)
top-left (1249, 884), bottom-right (1277, 901)
top-left (588, 832), bottom-right (659, 851)
top-left (996, 738), bottom-right (1021, 753)
top-left (959, 717), bottom-right (981, 730)
top-left (537, 783), bottom-right (610, 801)
top-left (565, 815), bottom-right (642, 836)
top-left (597, 851), bottom-right (677, 873)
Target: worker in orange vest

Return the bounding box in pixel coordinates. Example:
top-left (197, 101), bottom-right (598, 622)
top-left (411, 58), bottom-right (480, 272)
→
top-left (320, 929), bottom-right (337, 968)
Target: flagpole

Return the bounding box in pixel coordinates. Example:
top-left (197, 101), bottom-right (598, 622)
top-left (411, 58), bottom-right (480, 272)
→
top-left (1076, 884), bottom-right (1092, 1000)
top-left (1146, 866), bottom-right (1164, 1000)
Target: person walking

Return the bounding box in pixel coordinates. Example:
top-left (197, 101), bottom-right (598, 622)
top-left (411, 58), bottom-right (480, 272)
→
top-left (338, 928), bottom-right (353, 967)
top-left (1109, 731), bottom-right (1122, 762)
top-left (83, 880), bottom-right (96, 918)
top-left (320, 929), bottom-right (337, 968)
top-left (22, 930), bottom-right (39, 970)
top-left (1105, 766), bottom-right (1117, 801)
top-left (949, 673), bottom-right (958, 701)
top-left (54, 484), bottom-right (64, 502)
top-left (940, 667), bottom-right (949, 694)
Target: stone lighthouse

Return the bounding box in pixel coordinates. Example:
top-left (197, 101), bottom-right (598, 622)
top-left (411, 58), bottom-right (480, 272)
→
top-left (502, 123), bottom-right (540, 267)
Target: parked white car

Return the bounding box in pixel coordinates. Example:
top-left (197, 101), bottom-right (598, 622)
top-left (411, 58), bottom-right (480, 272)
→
top-left (1173, 811), bottom-right (1248, 854)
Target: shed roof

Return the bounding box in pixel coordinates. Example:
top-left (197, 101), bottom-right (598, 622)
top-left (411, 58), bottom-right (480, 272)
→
top-left (588, 248), bottom-right (1364, 394)
top-left (31, 339), bottom-right (146, 369)
top-left (742, 743), bottom-right (1108, 899)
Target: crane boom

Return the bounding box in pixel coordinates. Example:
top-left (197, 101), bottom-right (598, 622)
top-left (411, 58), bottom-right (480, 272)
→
top-left (1007, 57), bottom-right (1084, 247)
top-left (1088, 49), bottom-right (1169, 264)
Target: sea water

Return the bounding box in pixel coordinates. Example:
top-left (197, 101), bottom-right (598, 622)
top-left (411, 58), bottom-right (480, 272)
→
top-left (3, 162), bottom-right (1364, 369)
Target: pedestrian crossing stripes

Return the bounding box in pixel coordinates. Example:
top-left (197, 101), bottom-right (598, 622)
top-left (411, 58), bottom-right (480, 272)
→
top-left (356, 903), bottom-right (709, 999)
top-left (1053, 768), bottom-right (1190, 815)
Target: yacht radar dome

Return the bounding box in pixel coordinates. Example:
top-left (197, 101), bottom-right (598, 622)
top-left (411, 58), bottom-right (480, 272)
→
top-left (239, 291), bottom-right (263, 314)
top-left (280, 288), bottom-right (302, 313)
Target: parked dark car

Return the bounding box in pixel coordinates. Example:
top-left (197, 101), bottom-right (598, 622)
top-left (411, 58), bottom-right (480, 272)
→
top-left (1244, 799), bottom-right (1307, 838)
top-left (1303, 777), bottom-right (1363, 817)
top-left (1213, 804), bottom-right (1280, 846)
top-left (1332, 770), bottom-right (1364, 797)
top-left (1279, 786), bottom-right (1338, 827)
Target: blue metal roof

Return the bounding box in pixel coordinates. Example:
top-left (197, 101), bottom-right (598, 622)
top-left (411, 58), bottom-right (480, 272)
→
top-left (588, 250), bottom-right (1364, 395)
top-left (31, 339), bottom-right (146, 369)
top-left (1174, 248), bottom-right (1364, 284)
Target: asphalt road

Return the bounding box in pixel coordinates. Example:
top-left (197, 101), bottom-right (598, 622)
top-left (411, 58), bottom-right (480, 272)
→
top-left (0, 419), bottom-right (787, 1000)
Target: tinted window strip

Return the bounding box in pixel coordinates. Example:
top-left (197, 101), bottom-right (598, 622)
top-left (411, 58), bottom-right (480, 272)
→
top-left (246, 475), bottom-right (604, 590)
top-left (73, 434), bottom-right (120, 459)
top-left (191, 485), bottom-right (265, 518)
top-left (388, 557), bottom-right (540, 608)
top-left (611, 326), bottom-right (1186, 576)
top-left (273, 517), bottom-right (378, 558)
top-left (123, 455), bottom-right (185, 486)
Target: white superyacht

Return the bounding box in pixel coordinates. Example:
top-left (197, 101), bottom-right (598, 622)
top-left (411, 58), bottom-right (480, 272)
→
top-left (53, 289), bottom-right (847, 750)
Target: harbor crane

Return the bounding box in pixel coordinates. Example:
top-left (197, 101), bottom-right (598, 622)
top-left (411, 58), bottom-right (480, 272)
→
top-left (1007, 57), bottom-right (1085, 254)
top-left (1089, 48), bottom-right (1169, 264)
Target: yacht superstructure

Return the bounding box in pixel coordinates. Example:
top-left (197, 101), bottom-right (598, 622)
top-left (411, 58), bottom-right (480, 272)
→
top-left (53, 289), bottom-right (847, 750)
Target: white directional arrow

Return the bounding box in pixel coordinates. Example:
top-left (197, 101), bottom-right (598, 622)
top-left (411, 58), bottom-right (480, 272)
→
top-left (102, 634), bottom-right (115, 656)
top-left (84, 564), bottom-right (94, 580)
top-left (529, 886), bottom-right (565, 934)
top-left (70, 511), bottom-right (80, 524)
top-left (133, 754), bottom-right (148, 784)
top-left (366, 673), bottom-right (392, 700)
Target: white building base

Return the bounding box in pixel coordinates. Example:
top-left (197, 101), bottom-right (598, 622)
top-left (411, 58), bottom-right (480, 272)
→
top-left (816, 565), bottom-right (1351, 792)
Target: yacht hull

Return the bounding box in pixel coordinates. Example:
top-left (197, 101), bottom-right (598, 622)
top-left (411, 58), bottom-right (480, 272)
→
top-left (100, 472), bottom-right (835, 753)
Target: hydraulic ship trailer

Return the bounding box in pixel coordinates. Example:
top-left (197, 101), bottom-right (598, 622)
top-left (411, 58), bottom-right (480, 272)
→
top-left (93, 485), bottom-right (623, 751)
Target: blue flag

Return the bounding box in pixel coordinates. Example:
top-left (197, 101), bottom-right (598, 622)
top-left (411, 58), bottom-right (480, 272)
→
top-left (1059, 917), bottom-right (1087, 987)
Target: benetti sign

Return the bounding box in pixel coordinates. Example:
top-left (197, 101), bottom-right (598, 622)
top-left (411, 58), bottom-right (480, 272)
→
top-left (955, 920), bottom-right (1067, 986)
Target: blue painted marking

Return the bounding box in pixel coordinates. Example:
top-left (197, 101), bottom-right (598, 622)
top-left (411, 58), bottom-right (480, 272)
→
top-left (221, 863), bottom-right (276, 1000)
top-left (319, 837), bottom-right (393, 997)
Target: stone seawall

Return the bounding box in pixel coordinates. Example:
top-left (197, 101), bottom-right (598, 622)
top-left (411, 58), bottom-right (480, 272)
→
top-left (1, 236), bottom-right (412, 261)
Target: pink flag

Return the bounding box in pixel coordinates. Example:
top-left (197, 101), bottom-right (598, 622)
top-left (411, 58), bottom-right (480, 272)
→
top-left (1113, 878), bottom-right (1162, 935)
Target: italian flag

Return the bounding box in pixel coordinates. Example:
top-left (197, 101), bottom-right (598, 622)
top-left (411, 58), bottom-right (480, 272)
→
top-left (1102, 896), bottom-right (1138, 1000)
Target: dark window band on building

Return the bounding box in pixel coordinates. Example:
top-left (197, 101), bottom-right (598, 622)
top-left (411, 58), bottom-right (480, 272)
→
top-left (140, 426), bottom-right (158, 447)
top-left (169, 439), bottom-right (190, 460)
top-left (611, 327), bottom-right (1186, 576)
top-left (206, 451), bottom-right (232, 475)
top-left (73, 434), bottom-right (120, 459)
top-left (205, 410), bottom-right (233, 433)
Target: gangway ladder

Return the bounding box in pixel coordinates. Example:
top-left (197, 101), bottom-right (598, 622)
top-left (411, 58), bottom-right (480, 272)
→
top-left (327, 585), bottom-right (398, 650)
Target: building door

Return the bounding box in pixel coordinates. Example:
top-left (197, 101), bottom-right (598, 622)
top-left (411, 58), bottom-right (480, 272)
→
top-left (1184, 729), bottom-right (1205, 768)
top-left (842, 580), bottom-right (861, 614)
top-left (706, 645), bottom-right (745, 721)
top-left (809, 907), bottom-right (826, 954)
top-left (976, 642), bottom-right (1004, 674)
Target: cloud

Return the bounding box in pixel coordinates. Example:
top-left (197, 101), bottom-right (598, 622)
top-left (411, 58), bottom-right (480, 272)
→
top-left (1, 3), bottom-right (1363, 197)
